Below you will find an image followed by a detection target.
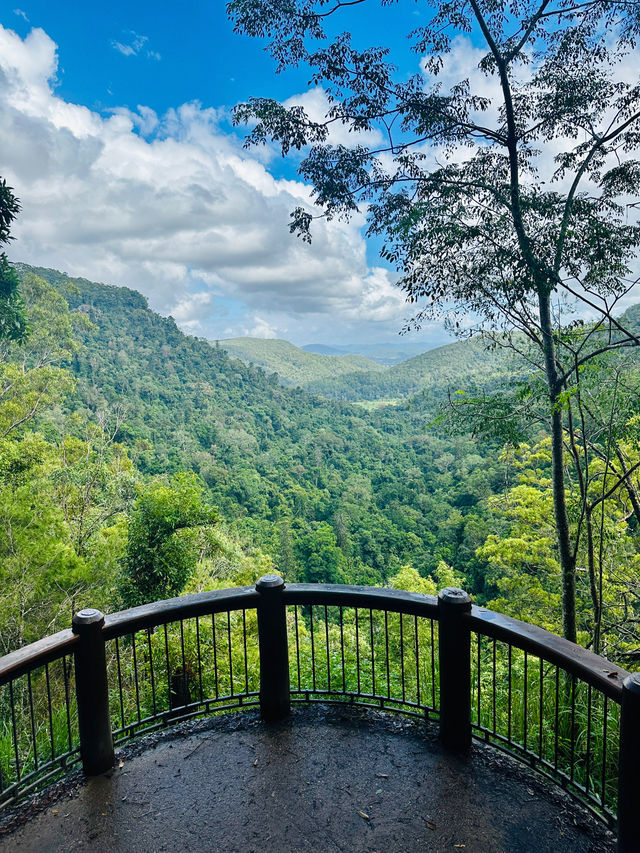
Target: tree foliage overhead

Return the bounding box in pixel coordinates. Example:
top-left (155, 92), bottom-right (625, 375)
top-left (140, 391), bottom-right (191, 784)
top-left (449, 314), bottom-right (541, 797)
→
top-left (229, 0), bottom-right (640, 642)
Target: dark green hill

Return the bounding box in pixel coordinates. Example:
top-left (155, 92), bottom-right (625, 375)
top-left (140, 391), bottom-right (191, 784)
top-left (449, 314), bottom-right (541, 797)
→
top-left (218, 337), bottom-right (385, 387)
top-left (14, 262), bottom-right (504, 585)
top-left (305, 336), bottom-right (511, 402)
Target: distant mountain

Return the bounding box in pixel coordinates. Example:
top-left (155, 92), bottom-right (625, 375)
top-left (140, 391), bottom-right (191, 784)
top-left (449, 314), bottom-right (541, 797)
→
top-left (305, 336), bottom-right (513, 403)
top-left (217, 337), bottom-right (385, 387)
top-left (218, 333), bottom-right (515, 405)
top-left (302, 342), bottom-right (433, 365)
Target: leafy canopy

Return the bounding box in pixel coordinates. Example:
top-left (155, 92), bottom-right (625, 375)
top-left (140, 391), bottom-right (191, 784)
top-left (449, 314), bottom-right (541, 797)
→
top-left (230, 0), bottom-right (640, 332)
top-left (0, 179), bottom-right (27, 343)
top-left (118, 472), bottom-right (218, 607)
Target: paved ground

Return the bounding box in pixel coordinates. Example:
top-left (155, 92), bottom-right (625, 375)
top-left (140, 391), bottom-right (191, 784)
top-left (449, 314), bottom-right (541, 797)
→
top-left (0, 705), bottom-right (615, 853)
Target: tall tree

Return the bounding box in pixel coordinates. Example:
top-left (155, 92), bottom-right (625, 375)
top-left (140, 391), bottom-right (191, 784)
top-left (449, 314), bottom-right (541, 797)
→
top-left (118, 473), bottom-right (218, 607)
top-left (0, 179), bottom-right (27, 343)
top-left (229, 0), bottom-right (640, 641)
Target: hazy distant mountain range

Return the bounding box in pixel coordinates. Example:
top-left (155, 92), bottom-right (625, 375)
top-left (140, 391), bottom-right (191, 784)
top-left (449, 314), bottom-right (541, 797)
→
top-left (219, 334), bottom-right (511, 403)
top-left (217, 337), bottom-right (386, 388)
top-left (301, 342), bottom-right (434, 365)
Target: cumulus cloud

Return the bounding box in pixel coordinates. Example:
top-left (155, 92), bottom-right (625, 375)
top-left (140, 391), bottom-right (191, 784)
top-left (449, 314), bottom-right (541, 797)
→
top-left (0, 23), bottom-right (425, 345)
top-left (283, 87), bottom-right (384, 149)
top-left (246, 317), bottom-right (278, 339)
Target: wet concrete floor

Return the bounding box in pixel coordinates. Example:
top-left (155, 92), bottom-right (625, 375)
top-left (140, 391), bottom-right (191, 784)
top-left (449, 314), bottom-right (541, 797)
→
top-left (0, 705), bottom-right (615, 852)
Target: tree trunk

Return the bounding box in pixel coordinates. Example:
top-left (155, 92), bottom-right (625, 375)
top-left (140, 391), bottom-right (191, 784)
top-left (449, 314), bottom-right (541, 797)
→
top-left (539, 289), bottom-right (577, 643)
top-left (586, 506), bottom-right (601, 654)
top-left (615, 448), bottom-right (640, 530)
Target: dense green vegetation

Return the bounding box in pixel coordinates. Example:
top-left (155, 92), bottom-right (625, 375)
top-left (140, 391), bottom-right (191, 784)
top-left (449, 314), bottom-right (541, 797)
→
top-left (1, 264), bottom-right (507, 645)
top-left (221, 332), bottom-right (513, 404)
top-left (305, 337), bottom-right (513, 403)
top-left (0, 262), bottom-right (639, 670)
top-left (0, 260), bottom-right (637, 815)
top-left (230, 0), bottom-right (640, 646)
top-left (218, 336), bottom-right (385, 388)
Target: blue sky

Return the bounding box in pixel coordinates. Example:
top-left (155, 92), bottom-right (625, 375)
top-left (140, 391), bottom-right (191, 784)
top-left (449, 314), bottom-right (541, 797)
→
top-left (1, 4), bottom-right (469, 347)
top-left (8, 2), bottom-right (422, 116)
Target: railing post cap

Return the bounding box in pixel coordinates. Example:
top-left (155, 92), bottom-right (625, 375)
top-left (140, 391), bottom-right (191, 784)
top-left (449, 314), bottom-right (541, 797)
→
top-left (623, 672), bottom-right (640, 695)
top-left (438, 587), bottom-right (472, 608)
top-left (256, 574), bottom-right (285, 592)
top-left (72, 608), bottom-right (105, 631)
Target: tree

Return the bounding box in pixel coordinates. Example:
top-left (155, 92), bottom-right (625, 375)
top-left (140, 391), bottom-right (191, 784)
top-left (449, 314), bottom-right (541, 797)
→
top-left (118, 473), bottom-right (218, 607)
top-left (295, 521), bottom-right (346, 584)
top-left (230, 0), bottom-right (640, 642)
top-left (0, 179), bottom-right (27, 343)
top-left (1, 273), bottom-right (78, 440)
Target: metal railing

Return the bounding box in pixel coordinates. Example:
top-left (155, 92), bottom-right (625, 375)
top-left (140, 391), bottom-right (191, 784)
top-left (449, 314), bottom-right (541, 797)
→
top-left (1, 578), bottom-right (638, 852)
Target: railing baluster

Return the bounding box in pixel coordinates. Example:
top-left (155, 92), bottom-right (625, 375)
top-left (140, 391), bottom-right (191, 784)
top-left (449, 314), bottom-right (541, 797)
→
top-left (148, 628), bottom-right (157, 717)
top-left (339, 606), bottom-right (345, 693)
top-left (414, 614), bottom-right (419, 708)
top-left (45, 664), bottom-right (54, 762)
top-left (371, 609), bottom-right (376, 698)
top-left (9, 681), bottom-right (20, 781)
top-left (227, 611), bottom-right (234, 697)
top-left (355, 608), bottom-right (361, 695)
top-left (310, 606), bottom-right (316, 692)
top-left (211, 614), bottom-right (219, 700)
top-left (115, 637), bottom-right (125, 729)
top-left (0, 581), bottom-right (631, 832)
top-left (27, 672), bottom-right (37, 772)
top-left (294, 605), bottom-right (301, 692)
top-left (538, 657), bottom-right (544, 760)
top-left (324, 606), bottom-right (330, 693)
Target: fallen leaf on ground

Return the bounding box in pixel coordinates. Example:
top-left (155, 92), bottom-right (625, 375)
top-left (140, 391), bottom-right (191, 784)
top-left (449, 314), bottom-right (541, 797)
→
top-left (375, 773), bottom-right (389, 778)
top-left (118, 759), bottom-right (124, 768)
top-left (357, 810), bottom-right (370, 820)
top-left (422, 818), bottom-right (436, 830)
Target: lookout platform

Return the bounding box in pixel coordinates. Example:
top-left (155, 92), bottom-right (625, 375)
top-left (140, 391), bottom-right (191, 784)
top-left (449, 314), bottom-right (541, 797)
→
top-left (0, 705), bottom-right (614, 853)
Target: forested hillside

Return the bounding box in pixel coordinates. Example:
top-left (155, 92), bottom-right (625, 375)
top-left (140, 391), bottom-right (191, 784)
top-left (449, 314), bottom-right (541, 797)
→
top-left (218, 336), bottom-right (385, 388)
top-left (219, 332), bottom-right (512, 404)
top-left (2, 262), bottom-right (640, 668)
top-left (2, 264), bottom-right (506, 650)
top-left (305, 337), bottom-right (513, 403)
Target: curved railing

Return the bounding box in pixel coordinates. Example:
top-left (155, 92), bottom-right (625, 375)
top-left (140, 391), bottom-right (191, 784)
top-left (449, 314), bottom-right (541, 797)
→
top-left (1, 579), bottom-right (638, 851)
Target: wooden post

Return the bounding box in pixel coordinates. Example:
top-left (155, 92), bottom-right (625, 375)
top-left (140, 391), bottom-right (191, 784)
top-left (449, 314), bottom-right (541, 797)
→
top-left (617, 673), bottom-right (640, 853)
top-left (72, 608), bottom-right (114, 775)
top-left (256, 575), bottom-right (290, 722)
top-left (438, 587), bottom-right (472, 753)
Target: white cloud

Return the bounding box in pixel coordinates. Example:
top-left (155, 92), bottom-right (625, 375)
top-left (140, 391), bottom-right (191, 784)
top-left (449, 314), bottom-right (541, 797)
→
top-left (418, 34), bottom-right (640, 314)
top-left (13, 9), bottom-right (29, 22)
top-left (246, 317), bottom-right (279, 339)
top-left (111, 31), bottom-right (160, 61)
top-left (0, 23), bottom-right (427, 346)
top-left (283, 87), bottom-right (384, 148)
